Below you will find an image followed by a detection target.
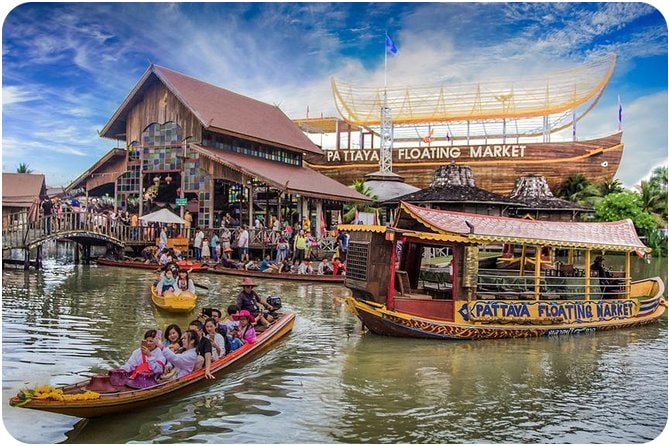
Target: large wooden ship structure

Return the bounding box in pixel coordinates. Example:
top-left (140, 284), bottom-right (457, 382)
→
top-left (299, 54), bottom-right (623, 195)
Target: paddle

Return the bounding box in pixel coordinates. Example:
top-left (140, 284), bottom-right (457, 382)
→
top-left (194, 282), bottom-right (209, 290)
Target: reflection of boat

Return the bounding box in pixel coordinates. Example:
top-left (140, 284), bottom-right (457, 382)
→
top-left (343, 202), bottom-right (666, 340)
top-left (8, 312), bottom-right (295, 418)
top-left (96, 258), bottom-right (209, 272)
top-left (150, 286), bottom-right (197, 313)
top-left (207, 264), bottom-right (345, 283)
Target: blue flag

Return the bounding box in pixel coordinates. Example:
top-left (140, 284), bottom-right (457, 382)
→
top-left (385, 34), bottom-right (398, 55)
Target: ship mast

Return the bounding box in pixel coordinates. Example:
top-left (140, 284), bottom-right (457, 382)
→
top-left (380, 34), bottom-right (394, 173)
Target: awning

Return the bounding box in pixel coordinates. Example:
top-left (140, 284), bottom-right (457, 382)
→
top-left (191, 144), bottom-right (370, 203)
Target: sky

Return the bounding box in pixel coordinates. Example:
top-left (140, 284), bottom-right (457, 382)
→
top-left (1, 2), bottom-right (668, 189)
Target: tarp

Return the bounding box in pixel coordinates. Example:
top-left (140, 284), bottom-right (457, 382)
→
top-left (139, 208), bottom-right (186, 224)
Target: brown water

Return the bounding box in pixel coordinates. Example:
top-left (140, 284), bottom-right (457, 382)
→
top-left (2, 249), bottom-right (667, 443)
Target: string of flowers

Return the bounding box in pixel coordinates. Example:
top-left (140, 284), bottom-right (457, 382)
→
top-left (15, 385), bottom-right (100, 405)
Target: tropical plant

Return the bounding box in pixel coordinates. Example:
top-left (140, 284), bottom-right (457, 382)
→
top-left (342, 179), bottom-right (379, 223)
top-left (554, 173), bottom-right (601, 206)
top-left (594, 192), bottom-right (656, 234)
top-left (16, 163), bottom-right (33, 173)
top-left (598, 178), bottom-right (625, 196)
top-left (635, 180), bottom-right (667, 227)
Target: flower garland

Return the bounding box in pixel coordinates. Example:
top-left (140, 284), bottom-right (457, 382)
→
top-left (16, 385), bottom-right (100, 404)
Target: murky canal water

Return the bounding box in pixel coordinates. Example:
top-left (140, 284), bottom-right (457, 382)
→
top-left (2, 249), bottom-right (667, 443)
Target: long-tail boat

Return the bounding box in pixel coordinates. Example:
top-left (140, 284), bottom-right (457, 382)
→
top-left (96, 258), bottom-right (209, 272)
top-left (206, 264), bottom-right (345, 283)
top-left (342, 202), bottom-right (665, 340)
top-left (8, 312), bottom-right (295, 418)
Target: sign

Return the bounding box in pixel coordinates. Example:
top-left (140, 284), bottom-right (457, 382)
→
top-left (175, 198), bottom-right (188, 207)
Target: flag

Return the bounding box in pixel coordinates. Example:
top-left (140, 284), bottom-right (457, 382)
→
top-left (385, 34), bottom-right (398, 55)
top-left (319, 212), bottom-right (326, 238)
top-left (617, 95), bottom-right (623, 130)
top-left (446, 131), bottom-right (451, 142)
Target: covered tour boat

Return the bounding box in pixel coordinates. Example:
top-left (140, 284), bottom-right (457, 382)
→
top-left (9, 312), bottom-right (295, 418)
top-left (343, 202), bottom-right (665, 340)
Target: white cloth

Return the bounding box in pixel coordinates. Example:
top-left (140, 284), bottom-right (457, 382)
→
top-left (161, 347), bottom-right (197, 378)
top-left (207, 333), bottom-right (226, 361)
top-left (121, 347), bottom-right (166, 375)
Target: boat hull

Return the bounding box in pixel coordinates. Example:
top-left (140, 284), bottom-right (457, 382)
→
top-left (96, 258), bottom-right (209, 272)
top-left (150, 286), bottom-right (197, 313)
top-left (305, 133), bottom-right (623, 195)
top-left (8, 312), bottom-right (296, 418)
top-left (346, 278), bottom-right (666, 340)
top-left (207, 264), bottom-right (345, 283)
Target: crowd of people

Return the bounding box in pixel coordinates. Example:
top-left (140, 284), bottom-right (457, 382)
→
top-left (116, 276), bottom-right (279, 386)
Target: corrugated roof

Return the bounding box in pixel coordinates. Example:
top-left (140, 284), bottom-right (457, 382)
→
top-left (191, 144), bottom-right (371, 203)
top-left (2, 173), bottom-right (46, 208)
top-left (399, 201), bottom-right (649, 252)
top-left (101, 65), bottom-right (322, 156)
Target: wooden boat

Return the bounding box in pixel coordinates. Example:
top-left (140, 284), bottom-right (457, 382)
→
top-left (207, 264), bottom-right (345, 283)
top-left (342, 202), bottom-right (666, 340)
top-left (8, 312), bottom-right (295, 418)
top-left (96, 258), bottom-right (209, 272)
top-left (150, 286), bottom-right (197, 313)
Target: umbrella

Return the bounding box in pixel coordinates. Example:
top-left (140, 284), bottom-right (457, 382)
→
top-left (139, 208), bottom-right (186, 224)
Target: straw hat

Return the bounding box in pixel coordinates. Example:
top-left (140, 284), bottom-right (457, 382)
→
top-left (240, 277), bottom-right (256, 287)
top-left (86, 375), bottom-right (119, 393)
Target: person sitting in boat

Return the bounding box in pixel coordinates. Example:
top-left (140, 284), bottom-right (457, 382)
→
top-left (591, 255), bottom-right (613, 298)
top-left (204, 317), bottom-right (227, 361)
top-left (317, 257), bottom-right (333, 275)
top-left (220, 247), bottom-right (242, 269)
top-left (156, 269), bottom-right (177, 296)
top-left (163, 324), bottom-right (183, 352)
top-left (142, 245), bottom-right (160, 263)
top-left (245, 258), bottom-right (261, 271)
top-left (119, 329), bottom-right (166, 378)
top-left (188, 319), bottom-right (215, 380)
top-left (230, 309), bottom-right (257, 345)
top-left (278, 258), bottom-right (294, 273)
top-left (174, 270), bottom-right (196, 295)
top-left (160, 329), bottom-right (198, 379)
top-left (236, 278), bottom-right (274, 327)
top-left (221, 305), bottom-right (244, 351)
top-left (332, 257), bottom-right (346, 276)
top-left (297, 259), bottom-right (314, 275)
top-left (259, 254), bottom-right (280, 273)
top-left (158, 248), bottom-right (172, 265)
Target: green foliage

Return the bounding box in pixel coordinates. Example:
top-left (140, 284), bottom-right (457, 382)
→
top-left (594, 192), bottom-right (656, 233)
top-left (16, 163), bottom-right (32, 173)
top-left (554, 173), bottom-right (601, 206)
top-left (343, 179), bottom-right (379, 223)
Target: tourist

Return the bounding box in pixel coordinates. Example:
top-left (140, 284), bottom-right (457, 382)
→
top-left (332, 257), bottom-right (346, 276)
top-left (317, 257), bottom-right (333, 275)
top-left (337, 230), bottom-right (349, 262)
top-left (221, 226), bottom-right (232, 253)
top-left (41, 195), bottom-right (53, 235)
top-left (193, 228), bottom-right (204, 261)
top-left (159, 225), bottom-right (168, 251)
top-left (297, 259), bottom-right (314, 275)
top-left (201, 237), bottom-right (211, 263)
top-left (293, 229), bottom-right (307, 263)
top-left (161, 329), bottom-right (198, 379)
top-left (204, 317), bottom-right (226, 361)
top-left (275, 236), bottom-right (289, 263)
top-left (184, 211), bottom-right (192, 239)
top-left (230, 309), bottom-right (257, 345)
top-left (591, 255), bottom-right (613, 298)
top-left (237, 225), bottom-right (250, 262)
top-left (163, 324), bottom-right (183, 352)
top-left (188, 319), bottom-right (215, 379)
top-left (245, 258), bottom-right (260, 271)
top-left (156, 269), bottom-right (177, 295)
top-left (175, 270), bottom-right (196, 294)
top-left (259, 254), bottom-right (280, 273)
top-left (210, 232), bottom-right (220, 263)
top-left (119, 329), bottom-right (166, 377)
top-left (235, 278), bottom-right (274, 327)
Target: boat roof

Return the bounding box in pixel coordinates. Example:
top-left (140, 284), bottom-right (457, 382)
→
top-left (394, 201), bottom-right (650, 252)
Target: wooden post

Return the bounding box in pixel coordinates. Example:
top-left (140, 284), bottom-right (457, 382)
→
top-left (625, 251), bottom-right (631, 296)
top-left (74, 242), bottom-right (80, 264)
top-left (584, 250), bottom-right (591, 300)
top-left (534, 245), bottom-right (542, 299)
top-left (23, 248), bottom-right (29, 270)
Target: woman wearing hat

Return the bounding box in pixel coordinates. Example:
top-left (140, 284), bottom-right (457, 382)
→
top-left (235, 278), bottom-right (274, 327)
top-left (231, 309), bottom-right (257, 345)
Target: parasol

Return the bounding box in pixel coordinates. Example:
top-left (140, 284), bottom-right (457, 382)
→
top-left (139, 208), bottom-right (186, 224)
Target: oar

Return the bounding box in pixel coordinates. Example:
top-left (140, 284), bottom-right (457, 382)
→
top-left (194, 282), bottom-right (209, 290)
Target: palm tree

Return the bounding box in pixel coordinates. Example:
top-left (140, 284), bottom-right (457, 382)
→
top-left (599, 178), bottom-right (625, 196)
top-left (16, 163), bottom-right (33, 173)
top-left (554, 173), bottom-right (601, 206)
top-left (636, 179), bottom-right (667, 227)
top-left (342, 179), bottom-right (379, 223)
top-left (649, 166), bottom-right (668, 193)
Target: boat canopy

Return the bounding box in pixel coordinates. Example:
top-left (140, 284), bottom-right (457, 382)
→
top-left (395, 201), bottom-right (650, 253)
top-left (331, 54), bottom-right (616, 126)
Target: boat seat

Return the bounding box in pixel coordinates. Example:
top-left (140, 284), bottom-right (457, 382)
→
top-left (396, 270), bottom-right (411, 296)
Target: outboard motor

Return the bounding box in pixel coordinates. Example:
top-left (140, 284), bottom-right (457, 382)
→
top-left (267, 296), bottom-right (282, 310)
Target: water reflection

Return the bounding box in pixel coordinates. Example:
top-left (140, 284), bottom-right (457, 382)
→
top-left (2, 256), bottom-right (667, 443)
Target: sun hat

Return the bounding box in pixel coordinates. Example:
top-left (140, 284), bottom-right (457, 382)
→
top-left (231, 309), bottom-right (256, 324)
top-left (240, 277), bottom-right (256, 287)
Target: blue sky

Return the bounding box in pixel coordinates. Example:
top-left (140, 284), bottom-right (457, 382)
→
top-left (1, 2), bottom-right (667, 188)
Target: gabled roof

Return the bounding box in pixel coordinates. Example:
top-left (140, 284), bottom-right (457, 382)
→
top-left (2, 173), bottom-right (46, 208)
top-left (192, 144), bottom-right (370, 203)
top-left (397, 201), bottom-right (649, 252)
top-left (100, 65), bottom-right (322, 155)
top-left (65, 148), bottom-right (127, 192)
